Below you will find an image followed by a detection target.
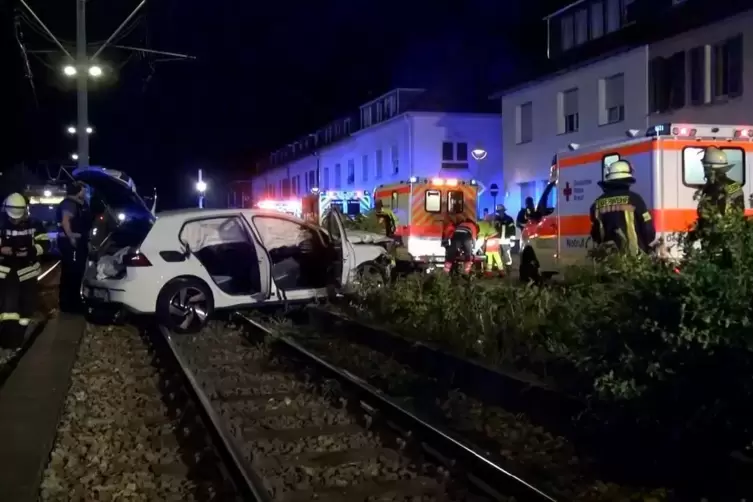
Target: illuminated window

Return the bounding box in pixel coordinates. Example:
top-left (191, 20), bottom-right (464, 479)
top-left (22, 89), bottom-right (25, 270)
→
top-left (425, 190), bottom-right (441, 213)
top-left (391, 191), bottom-right (398, 209)
top-left (448, 190), bottom-right (464, 213)
top-left (683, 147), bottom-right (745, 186)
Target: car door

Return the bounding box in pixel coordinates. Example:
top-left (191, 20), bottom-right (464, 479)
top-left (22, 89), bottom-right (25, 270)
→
top-left (324, 207), bottom-right (356, 287)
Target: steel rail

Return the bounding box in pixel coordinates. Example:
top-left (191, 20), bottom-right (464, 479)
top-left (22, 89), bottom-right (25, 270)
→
top-left (236, 312), bottom-right (558, 502)
top-left (152, 325), bottom-right (273, 502)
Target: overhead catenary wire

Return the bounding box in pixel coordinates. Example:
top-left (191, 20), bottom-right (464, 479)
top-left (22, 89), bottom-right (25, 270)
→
top-left (13, 11), bottom-right (38, 108)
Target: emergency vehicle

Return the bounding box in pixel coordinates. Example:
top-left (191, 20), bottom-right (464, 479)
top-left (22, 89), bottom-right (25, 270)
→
top-left (256, 199), bottom-right (303, 218)
top-left (302, 190), bottom-right (372, 224)
top-left (521, 123), bottom-right (753, 280)
top-left (374, 177), bottom-right (479, 262)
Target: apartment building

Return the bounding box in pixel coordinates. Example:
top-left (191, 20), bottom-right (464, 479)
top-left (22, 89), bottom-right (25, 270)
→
top-left (251, 88), bottom-right (503, 213)
top-left (493, 0), bottom-right (751, 217)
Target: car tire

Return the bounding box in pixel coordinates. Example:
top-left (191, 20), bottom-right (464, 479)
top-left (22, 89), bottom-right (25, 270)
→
top-left (355, 262), bottom-right (388, 288)
top-left (156, 277), bottom-right (214, 334)
top-left (519, 246), bottom-right (541, 284)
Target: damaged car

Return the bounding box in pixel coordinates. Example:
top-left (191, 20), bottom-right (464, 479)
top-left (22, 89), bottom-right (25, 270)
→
top-left (76, 167), bottom-right (391, 333)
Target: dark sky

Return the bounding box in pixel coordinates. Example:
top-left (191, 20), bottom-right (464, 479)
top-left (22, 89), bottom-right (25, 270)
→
top-left (2, 0), bottom-right (569, 208)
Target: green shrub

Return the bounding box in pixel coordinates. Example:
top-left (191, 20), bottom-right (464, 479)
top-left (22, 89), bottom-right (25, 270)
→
top-left (348, 206), bottom-right (753, 453)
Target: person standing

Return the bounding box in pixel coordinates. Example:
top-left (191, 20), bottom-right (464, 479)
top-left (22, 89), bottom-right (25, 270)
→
top-left (0, 193), bottom-right (50, 348)
top-left (57, 182), bottom-right (90, 313)
top-left (494, 205), bottom-right (516, 270)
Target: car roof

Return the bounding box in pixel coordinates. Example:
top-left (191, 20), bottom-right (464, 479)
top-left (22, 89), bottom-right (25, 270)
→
top-left (154, 207), bottom-right (314, 224)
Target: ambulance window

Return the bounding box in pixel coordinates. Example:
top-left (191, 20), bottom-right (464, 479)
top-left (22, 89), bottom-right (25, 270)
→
top-left (390, 191), bottom-right (398, 209)
top-left (425, 190), bottom-right (441, 213)
top-left (448, 190), bottom-right (464, 213)
top-left (682, 147), bottom-right (745, 186)
top-left (345, 199), bottom-right (361, 216)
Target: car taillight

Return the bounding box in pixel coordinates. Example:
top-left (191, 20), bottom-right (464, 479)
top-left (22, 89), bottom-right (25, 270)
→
top-left (124, 252), bottom-right (152, 267)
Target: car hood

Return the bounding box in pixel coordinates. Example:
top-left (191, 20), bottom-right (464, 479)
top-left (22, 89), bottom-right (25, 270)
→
top-left (346, 230), bottom-right (393, 245)
top-left (72, 167), bottom-right (153, 218)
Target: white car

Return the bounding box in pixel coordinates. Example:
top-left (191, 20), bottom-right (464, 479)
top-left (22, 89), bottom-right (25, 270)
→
top-left (74, 167), bottom-right (392, 333)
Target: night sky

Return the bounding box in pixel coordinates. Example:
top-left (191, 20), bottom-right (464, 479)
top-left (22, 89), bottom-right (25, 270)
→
top-left (2, 0), bottom-right (569, 209)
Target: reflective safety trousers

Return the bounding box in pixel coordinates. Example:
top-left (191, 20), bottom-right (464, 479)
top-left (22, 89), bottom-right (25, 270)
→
top-left (0, 262), bottom-right (41, 327)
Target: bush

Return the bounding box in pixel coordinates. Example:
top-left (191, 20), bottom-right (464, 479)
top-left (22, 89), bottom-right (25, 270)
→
top-left (348, 206), bottom-right (753, 456)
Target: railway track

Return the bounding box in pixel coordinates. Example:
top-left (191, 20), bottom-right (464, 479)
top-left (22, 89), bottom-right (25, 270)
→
top-left (155, 316), bottom-right (555, 502)
top-left (0, 260), bottom-right (60, 387)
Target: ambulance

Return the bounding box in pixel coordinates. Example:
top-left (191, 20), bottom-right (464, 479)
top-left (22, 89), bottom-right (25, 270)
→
top-left (374, 177), bottom-right (479, 262)
top-left (521, 123), bottom-right (753, 280)
top-left (301, 190), bottom-right (372, 224)
top-left (256, 199), bottom-right (303, 218)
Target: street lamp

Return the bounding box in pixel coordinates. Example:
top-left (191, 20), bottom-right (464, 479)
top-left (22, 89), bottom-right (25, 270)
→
top-left (471, 148), bottom-right (488, 161)
top-left (62, 64), bottom-right (103, 78)
top-left (196, 181), bottom-right (207, 193)
top-left (63, 65), bottom-right (77, 76)
top-left (88, 65), bottom-right (103, 77)
top-left (71, 153), bottom-right (79, 161)
top-left (67, 126), bottom-right (76, 134)
top-left (196, 169), bottom-right (207, 209)
top-left (86, 126), bottom-right (93, 134)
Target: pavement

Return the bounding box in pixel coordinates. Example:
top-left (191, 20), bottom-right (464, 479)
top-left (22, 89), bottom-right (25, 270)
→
top-left (0, 313), bottom-right (86, 502)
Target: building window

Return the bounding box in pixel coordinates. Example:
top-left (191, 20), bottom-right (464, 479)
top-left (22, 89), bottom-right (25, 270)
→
top-left (347, 159), bottom-right (355, 185)
top-left (668, 51), bottom-right (686, 109)
top-left (390, 145), bottom-right (399, 174)
top-left (559, 88), bottom-right (579, 134)
top-left (442, 142), bottom-right (454, 161)
top-left (322, 167), bottom-right (329, 190)
top-left (713, 34), bottom-right (743, 99)
top-left (590, 1), bottom-right (604, 39)
top-left (519, 181), bottom-right (537, 208)
top-left (376, 102), bottom-right (383, 122)
top-left (688, 46), bottom-right (708, 105)
top-left (649, 52), bottom-right (686, 113)
top-left (560, 14), bottom-right (574, 51)
top-left (334, 163), bottom-right (341, 188)
top-left (362, 154), bottom-right (369, 181)
top-left (375, 149), bottom-right (383, 179)
top-left (600, 73), bottom-right (625, 124)
top-left (605, 0), bottom-right (620, 33)
top-left (574, 8), bottom-right (587, 46)
top-left (456, 143), bottom-right (468, 161)
top-left (362, 107), bottom-right (372, 128)
top-left (516, 102), bottom-right (533, 144)
top-left (384, 95), bottom-right (397, 117)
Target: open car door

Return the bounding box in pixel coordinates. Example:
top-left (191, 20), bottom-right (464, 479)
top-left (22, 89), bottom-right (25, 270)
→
top-left (325, 207), bottom-right (355, 287)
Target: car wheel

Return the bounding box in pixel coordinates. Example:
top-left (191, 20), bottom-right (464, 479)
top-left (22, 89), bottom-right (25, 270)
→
top-left (156, 277), bottom-right (214, 334)
top-left (355, 262), bottom-right (387, 288)
top-left (519, 246), bottom-right (541, 284)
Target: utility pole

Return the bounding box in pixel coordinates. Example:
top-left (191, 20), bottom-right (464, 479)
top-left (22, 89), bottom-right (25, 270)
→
top-left (76, 0), bottom-right (88, 170)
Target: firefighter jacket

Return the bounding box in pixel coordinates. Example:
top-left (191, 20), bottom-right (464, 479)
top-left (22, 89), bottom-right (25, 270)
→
top-left (589, 186), bottom-right (656, 254)
top-left (376, 208), bottom-right (398, 236)
top-left (0, 215), bottom-right (51, 281)
top-left (493, 214), bottom-right (516, 240)
top-left (454, 221), bottom-right (479, 241)
top-left (698, 175), bottom-right (745, 220)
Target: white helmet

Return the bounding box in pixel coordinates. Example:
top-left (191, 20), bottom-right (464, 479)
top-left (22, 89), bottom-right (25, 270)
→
top-left (701, 146), bottom-right (734, 172)
top-left (602, 160), bottom-right (635, 184)
top-left (3, 193), bottom-right (28, 220)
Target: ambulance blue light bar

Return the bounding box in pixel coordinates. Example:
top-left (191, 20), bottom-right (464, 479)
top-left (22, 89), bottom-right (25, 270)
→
top-left (646, 123), bottom-right (749, 139)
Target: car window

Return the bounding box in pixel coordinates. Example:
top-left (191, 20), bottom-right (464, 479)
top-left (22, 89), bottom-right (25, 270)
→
top-left (252, 215), bottom-right (330, 290)
top-left (447, 190), bottom-right (464, 213)
top-left (180, 216), bottom-right (248, 251)
top-left (683, 146), bottom-right (745, 186)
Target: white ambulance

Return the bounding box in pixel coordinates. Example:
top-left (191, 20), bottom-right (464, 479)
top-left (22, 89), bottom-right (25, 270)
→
top-left (520, 123), bottom-right (753, 280)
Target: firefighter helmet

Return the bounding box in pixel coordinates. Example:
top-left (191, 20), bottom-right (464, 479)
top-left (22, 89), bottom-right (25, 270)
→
top-left (3, 193), bottom-right (28, 220)
top-left (602, 160), bottom-right (635, 184)
top-left (701, 146), bottom-right (734, 172)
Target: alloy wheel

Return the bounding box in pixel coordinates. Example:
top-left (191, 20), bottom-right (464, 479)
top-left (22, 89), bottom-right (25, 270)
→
top-left (168, 286), bottom-right (208, 331)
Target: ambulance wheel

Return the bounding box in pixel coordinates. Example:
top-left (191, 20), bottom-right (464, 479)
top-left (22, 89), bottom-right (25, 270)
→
top-left (519, 247), bottom-right (541, 284)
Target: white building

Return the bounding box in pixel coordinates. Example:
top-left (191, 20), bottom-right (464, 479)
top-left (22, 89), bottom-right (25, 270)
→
top-left (251, 88), bottom-right (503, 213)
top-left (494, 1), bottom-right (752, 217)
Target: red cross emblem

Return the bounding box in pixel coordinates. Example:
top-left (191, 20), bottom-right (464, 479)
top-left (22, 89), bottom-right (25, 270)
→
top-left (563, 182), bottom-right (573, 201)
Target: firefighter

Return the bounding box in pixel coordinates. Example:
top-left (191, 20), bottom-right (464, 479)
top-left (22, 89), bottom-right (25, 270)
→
top-left (494, 205), bottom-right (516, 269)
top-left (697, 146), bottom-right (745, 224)
top-left (589, 160), bottom-right (656, 254)
top-left (374, 199), bottom-right (398, 237)
top-left (0, 193), bottom-right (50, 349)
top-left (516, 197), bottom-right (535, 232)
top-left (443, 217), bottom-right (479, 274)
top-left (57, 182), bottom-right (90, 313)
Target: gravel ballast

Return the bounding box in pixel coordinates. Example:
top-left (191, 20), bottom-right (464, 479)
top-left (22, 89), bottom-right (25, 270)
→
top-left (39, 323), bottom-right (224, 501)
top-left (173, 322), bottom-right (496, 502)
